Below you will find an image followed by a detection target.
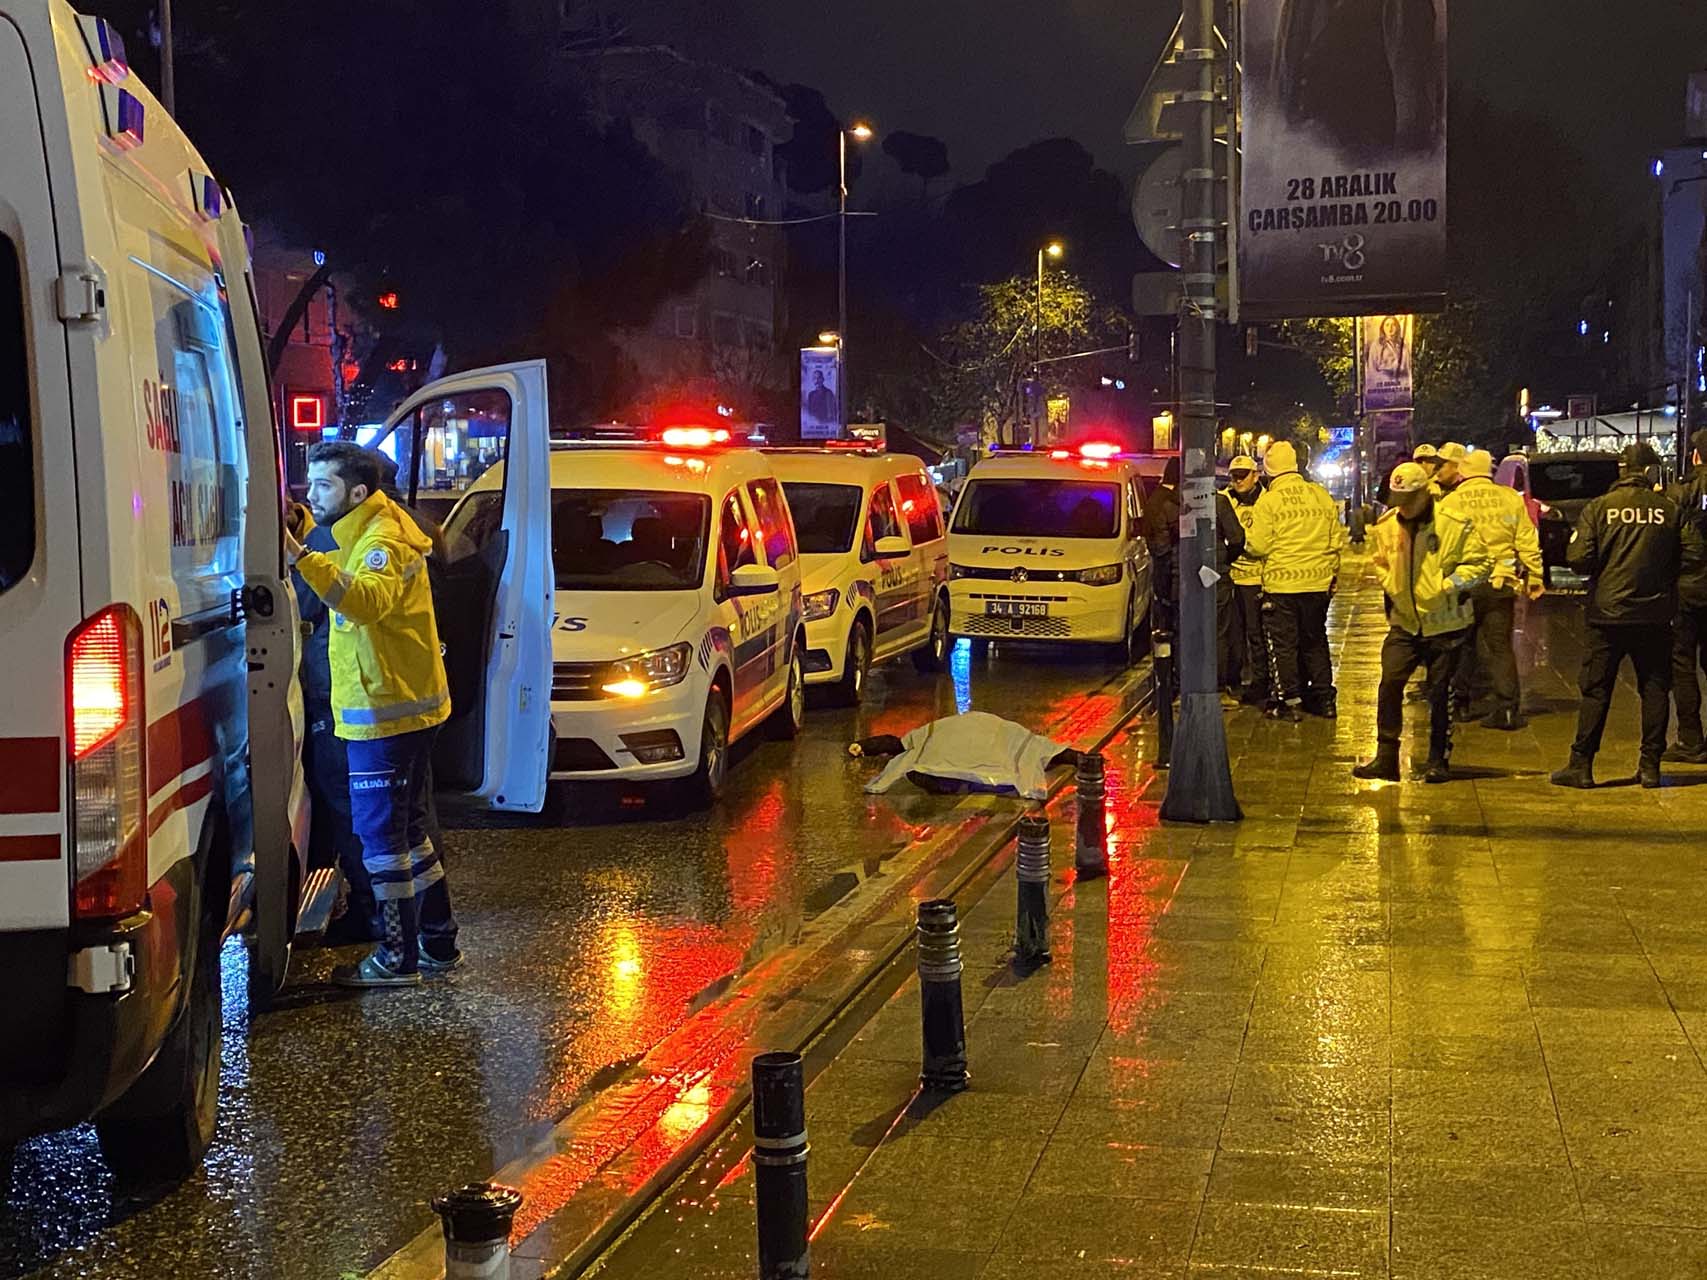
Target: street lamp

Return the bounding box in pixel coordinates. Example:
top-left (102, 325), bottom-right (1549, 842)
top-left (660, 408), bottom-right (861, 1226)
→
top-left (839, 121), bottom-right (875, 434)
top-left (1035, 241), bottom-right (1064, 368)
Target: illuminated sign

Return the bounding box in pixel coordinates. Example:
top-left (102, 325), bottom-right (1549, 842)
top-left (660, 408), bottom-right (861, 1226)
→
top-left (291, 395), bottom-right (323, 431)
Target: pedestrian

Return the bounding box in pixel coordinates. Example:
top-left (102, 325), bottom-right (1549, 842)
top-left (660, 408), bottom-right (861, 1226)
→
top-left (285, 441), bottom-right (463, 987)
top-left (1664, 429), bottom-right (1707, 764)
top-left (1354, 462), bottom-right (1491, 783)
top-left (1440, 448), bottom-right (1544, 729)
top-left (1224, 455), bottom-right (1269, 706)
top-left (1246, 440), bottom-right (1347, 721)
top-left (1140, 457), bottom-right (1246, 703)
top-left (1551, 443), bottom-right (1681, 790)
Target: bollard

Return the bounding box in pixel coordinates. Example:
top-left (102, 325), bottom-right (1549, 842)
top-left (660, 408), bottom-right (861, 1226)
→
top-left (752, 1051), bottom-right (811, 1280)
top-left (1074, 751), bottom-right (1108, 880)
top-left (1153, 622), bottom-right (1175, 768)
top-left (432, 1181), bottom-right (523, 1280)
top-left (916, 899), bottom-right (970, 1093)
top-left (1014, 814), bottom-right (1052, 971)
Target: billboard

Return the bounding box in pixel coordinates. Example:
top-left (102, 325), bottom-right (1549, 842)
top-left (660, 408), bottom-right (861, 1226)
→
top-left (799, 346), bottom-right (842, 440)
top-left (1238, 0), bottom-right (1447, 319)
top-left (1359, 314), bottom-right (1415, 411)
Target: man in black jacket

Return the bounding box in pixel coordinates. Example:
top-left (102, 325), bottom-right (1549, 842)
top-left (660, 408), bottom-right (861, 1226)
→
top-left (1140, 457), bottom-right (1247, 698)
top-left (1665, 430), bottom-right (1707, 763)
top-left (1553, 443), bottom-right (1681, 789)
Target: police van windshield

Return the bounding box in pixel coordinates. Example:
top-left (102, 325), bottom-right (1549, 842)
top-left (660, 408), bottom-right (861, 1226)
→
top-left (1530, 458), bottom-right (1620, 502)
top-left (0, 237), bottom-right (34, 594)
top-left (951, 479), bottom-right (1120, 539)
top-left (550, 490), bottom-right (711, 590)
top-left (781, 482), bottom-right (862, 554)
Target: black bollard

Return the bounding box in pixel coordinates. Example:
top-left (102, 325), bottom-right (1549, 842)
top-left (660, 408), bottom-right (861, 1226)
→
top-left (1014, 814), bottom-right (1052, 970)
top-left (432, 1181), bottom-right (524, 1280)
top-left (1153, 621), bottom-right (1175, 768)
top-left (752, 1051), bottom-right (811, 1280)
top-left (1074, 751), bottom-right (1108, 879)
top-left (916, 899), bottom-right (970, 1093)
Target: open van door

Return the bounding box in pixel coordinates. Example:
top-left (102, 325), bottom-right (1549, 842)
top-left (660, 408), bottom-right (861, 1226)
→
top-left (370, 360), bottom-right (553, 812)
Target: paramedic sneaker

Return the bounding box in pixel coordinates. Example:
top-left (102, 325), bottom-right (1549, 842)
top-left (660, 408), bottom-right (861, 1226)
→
top-left (419, 941), bottom-right (465, 977)
top-left (332, 949), bottom-right (421, 988)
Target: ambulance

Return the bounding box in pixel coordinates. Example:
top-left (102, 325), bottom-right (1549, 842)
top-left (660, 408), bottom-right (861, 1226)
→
top-left (0, 0), bottom-right (314, 1184)
top-left (765, 447), bottom-right (950, 703)
top-left (945, 443), bottom-right (1155, 661)
top-left (441, 430), bottom-right (804, 803)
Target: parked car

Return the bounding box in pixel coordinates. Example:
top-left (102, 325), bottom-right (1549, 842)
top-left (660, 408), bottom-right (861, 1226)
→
top-left (1523, 451), bottom-right (1621, 584)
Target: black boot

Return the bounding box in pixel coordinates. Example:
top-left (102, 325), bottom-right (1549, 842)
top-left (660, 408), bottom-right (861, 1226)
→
top-left (1480, 707), bottom-right (1524, 732)
top-left (1662, 740), bottom-right (1707, 764)
top-left (1550, 754), bottom-right (1595, 789)
top-left (1423, 754), bottom-right (1451, 784)
top-left (1450, 699), bottom-right (1476, 724)
top-left (1640, 759), bottom-right (1662, 789)
top-left (1266, 701), bottom-right (1303, 723)
top-left (1352, 741), bottom-right (1401, 781)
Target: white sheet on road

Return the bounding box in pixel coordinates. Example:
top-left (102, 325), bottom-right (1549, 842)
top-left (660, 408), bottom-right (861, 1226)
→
top-left (864, 710), bottom-right (1068, 799)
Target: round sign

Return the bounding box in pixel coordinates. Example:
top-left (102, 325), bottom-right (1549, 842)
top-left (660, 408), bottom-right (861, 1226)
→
top-left (1131, 144), bottom-right (1229, 270)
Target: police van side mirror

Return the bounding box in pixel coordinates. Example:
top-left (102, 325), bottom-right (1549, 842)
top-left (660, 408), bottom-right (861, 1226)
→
top-left (874, 535), bottom-right (909, 558)
top-left (729, 563), bottom-right (780, 597)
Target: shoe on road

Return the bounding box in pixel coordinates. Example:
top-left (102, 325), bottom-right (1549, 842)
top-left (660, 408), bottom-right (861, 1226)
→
top-left (419, 944), bottom-right (465, 977)
top-left (1352, 744), bottom-right (1401, 781)
top-left (1640, 761), bottom-right (1663, 789)
top-left (1266, 703), bottom-right (1303, 723)
top-left (1480, 708), bottom-right (1525, 732)
top-left (1550, 756), bottom-right (1596, 789)
top-left (1422, 755), bottom-right (1451, 784)
top-left (332, 950), bottom-right (421, 988)
top-left (1662, 742), bottom-right (1707, 764)
top-left (1450, 701), bottom-right (1476, 724)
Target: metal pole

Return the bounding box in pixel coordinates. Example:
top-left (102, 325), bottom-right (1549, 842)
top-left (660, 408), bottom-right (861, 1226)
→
top-left (838, 130), bottom-right (848, 435)
top-left (916, 899), bottom-right (970, 1092)
top-left (752, 1052), bottom-right (811, 1280)
top-left (432, 1182), bottom-right (523, 1280)
top-left (1035, 247), bottom-right (1044, 372)
top-left (1159, 0), bottom-right (1241, 823)
top-left (1074, 752), bottom-right (1108, 879)
top-left (159, 0), bottom-right (175, 115)
top-left (1683, 293), bottom-right (1696, 473)
top-left (1014, 814), bottom-right (1052, 969)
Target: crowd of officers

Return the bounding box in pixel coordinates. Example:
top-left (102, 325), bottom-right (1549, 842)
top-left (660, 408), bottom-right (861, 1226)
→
top-left (1148, 430), bottom-right (1707, 788)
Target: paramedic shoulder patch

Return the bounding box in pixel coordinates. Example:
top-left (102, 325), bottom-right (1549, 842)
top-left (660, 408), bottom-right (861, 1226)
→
top-left (366, 548), bottom-right (390, 571)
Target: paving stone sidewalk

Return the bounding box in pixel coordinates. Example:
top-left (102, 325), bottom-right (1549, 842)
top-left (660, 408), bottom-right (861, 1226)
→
top-left (580, 564), bottom-right (1707, 1280)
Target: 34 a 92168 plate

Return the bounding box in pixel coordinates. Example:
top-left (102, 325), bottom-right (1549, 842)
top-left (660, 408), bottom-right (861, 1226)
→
top-left (985, 600), bottom-right (1049, 618)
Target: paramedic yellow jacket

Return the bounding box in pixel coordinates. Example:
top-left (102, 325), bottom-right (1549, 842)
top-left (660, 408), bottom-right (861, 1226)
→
top-left (1438, 477), bottom-right (1541, 593)
top-left (293, 492), bottom-right (451, 741)
top-left (1369, 502), bottom-right (1493, 636)
top-left (1246, 472), bottom-right (1347, 593)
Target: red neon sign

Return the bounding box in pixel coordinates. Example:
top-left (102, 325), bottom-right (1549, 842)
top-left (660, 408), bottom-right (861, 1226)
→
top-left (291, 395), bottom-right (323, 431)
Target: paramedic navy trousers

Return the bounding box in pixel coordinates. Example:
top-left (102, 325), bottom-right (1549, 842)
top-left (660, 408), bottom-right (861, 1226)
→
top-left (346, 726), bottom-right (459, 972)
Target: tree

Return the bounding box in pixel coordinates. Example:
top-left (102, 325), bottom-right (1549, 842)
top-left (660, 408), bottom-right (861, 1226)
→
top-left (882, 131), bottom-right (950, 201)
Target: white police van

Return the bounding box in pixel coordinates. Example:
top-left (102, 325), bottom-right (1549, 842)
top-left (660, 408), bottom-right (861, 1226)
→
top-left (441, 430), bottom-right (804, 803)
top-left (946, 444), bottom-right (1155, 661)
top-left (0, 0), bottom-right (313, 1184)
top-left (766, 448), bottom-right (950, 703)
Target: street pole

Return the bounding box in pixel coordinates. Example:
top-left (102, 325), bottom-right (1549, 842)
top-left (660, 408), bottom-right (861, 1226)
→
top-left (159, 0), bottom-right (175, 115)
top-left (1159, 0), bottom-right (1241, 823)
top-left (1683, 292), bottom-right (1696, 474)
top-left (1035, 247), bottom-right (1045, 373)
top-left (838, 129), bottom-right (849, 436)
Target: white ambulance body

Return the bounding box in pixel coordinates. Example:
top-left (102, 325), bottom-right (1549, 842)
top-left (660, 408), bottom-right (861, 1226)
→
top-left (0, 0), bottom-right (311, 1182)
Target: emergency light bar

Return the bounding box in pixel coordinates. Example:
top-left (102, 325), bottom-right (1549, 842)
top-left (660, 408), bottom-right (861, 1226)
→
top-left (659, 426), bottom-right (730, 448)
top-left (82, 16), bottom-right (130, 84)
top-left (191, 173), bottom-right (223, 222)
top-left (110, 90), bottom-right (145, 150)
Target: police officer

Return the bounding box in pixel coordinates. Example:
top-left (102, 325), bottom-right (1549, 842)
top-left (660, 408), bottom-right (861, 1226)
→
top-left (1224, 456), bottom-right (1268, 704)
top-left (1552, 443), bottom-right (1681, 790)
top-left (1355, 462), bottom-right (1491, 782)
top-left (286, 441), bottom-right (462, 987)
top-left (1140, 456), bottom-right (1246, 699)
top-left (1440, 448), bottom-right (1544, 729)
top-left (1665, 429), bottom-right (1707, 763)
top-left (1247, 440), bottom-right (1347, 721)
top-left (1433, 441), bottom-right (1467, 496)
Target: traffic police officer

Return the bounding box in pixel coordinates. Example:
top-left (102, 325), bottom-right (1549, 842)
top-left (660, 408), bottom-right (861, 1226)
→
top-left (1665, 429), bottom-right (1707, 763)
top-left (287, 441), bottom-right (461, 986)
top-left (1246, 440), bottom-right (1347, 721)
top-left (1433, 441), bottom-right (1467, 495)
top-left (1552, 443), bottom-right (1681, 790)
top-left (1440, 448), bottom-right (1544, 729)
top-left (1225, 456), bottom-right (1268, 704)
top-left (1355, 461), bottom-right (1491, 782)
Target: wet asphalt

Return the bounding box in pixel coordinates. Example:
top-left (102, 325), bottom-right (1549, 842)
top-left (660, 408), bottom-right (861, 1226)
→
top-left (0, 641), bottom-right (1141, 1280)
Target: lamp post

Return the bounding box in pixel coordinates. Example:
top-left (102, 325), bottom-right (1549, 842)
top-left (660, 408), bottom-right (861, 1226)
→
top-left (1034, 240), bottom-right (1064, 369)
top-left (839, 121), bottom-right (874, 435)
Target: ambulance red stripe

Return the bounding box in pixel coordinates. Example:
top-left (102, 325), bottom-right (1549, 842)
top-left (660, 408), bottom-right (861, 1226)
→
top-left (147, 695), bottom-right (215, 795)
top-left (148, 771), bottom-right (214, 837)
top-left (0, 834), bottom-right (59, 862)
top-left (0, 737), bottom-right (60, 815)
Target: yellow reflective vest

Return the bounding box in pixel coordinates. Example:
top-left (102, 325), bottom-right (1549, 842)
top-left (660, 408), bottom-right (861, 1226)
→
top-left (294, 493), bottom-right (451, 741)
top-left (1368, 501), bottom-right (1492, 636)
top-left (1246, 472), bottom-right (1347, 594)
top-left (1226, 487), bottom-right (1263, 587)
top-left (1438, 477), bottom-right (1542, 593)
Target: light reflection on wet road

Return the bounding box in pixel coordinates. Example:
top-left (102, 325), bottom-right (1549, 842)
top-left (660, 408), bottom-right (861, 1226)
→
top-left (0, 643), bottom-right (1141, 1280)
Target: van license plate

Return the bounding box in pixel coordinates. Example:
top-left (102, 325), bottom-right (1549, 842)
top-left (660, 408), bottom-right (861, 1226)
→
top-left (986, 600), bottom-right (1049, 618)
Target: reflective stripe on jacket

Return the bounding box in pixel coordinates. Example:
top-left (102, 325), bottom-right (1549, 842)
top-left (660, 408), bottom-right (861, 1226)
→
top-left (294, 492), bottom-right (452, 741)
top-left (1369, 501), bottom-right (1491, 636)
top-left (1438, 477), bottom-right (1541, 593)
top-left (1245, 472), bottom-right (1347, 594)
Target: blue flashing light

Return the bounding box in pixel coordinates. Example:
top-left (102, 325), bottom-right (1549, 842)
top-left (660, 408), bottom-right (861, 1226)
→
top-left (87, 18), bottom-right (129, 84)
top-left (1115, 379), bottom-right (1126, 391)
top-left (1655, 159), bottom-right (1666, 178)
top-left (313, 250), bottom-right (327, 267)
top-left (111, 90), bottom-right (145, 150)
top-left (1578, 320), bottom-right (1589, 336)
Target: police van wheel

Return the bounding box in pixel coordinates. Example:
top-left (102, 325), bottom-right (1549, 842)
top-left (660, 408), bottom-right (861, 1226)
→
top-left (685, 692), bottom-right (731, 807)
top-left (913, 596), bottom-right (951, 673)
top-left (96, 898), bottom-right (222, 1190)
top-left (834, 620), bottom-right (872, 707)
top-left (770, 647), bottom-right (807, 740)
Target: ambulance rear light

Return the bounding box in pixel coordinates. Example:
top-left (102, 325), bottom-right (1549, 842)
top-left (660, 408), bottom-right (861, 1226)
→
top-left (82, 17), bottom-right (130, 84)
top-left (660, 426), bottom-right (730, 449)
top-left (67, 607), bottom-right (147, 921)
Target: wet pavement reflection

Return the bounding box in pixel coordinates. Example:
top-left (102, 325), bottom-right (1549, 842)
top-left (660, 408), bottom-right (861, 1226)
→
top-left (0, 643), bottom-right (1139, 1280)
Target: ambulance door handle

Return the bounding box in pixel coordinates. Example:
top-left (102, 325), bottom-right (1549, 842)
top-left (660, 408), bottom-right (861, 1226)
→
top-left (173, 606), bottom-right (240, 647)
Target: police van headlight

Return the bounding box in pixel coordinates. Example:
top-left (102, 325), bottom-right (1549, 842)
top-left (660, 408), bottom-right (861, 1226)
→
top-left (803, 588), bottom-right (840, 621)
top-left (1075, 563), bottom-right (1124, 586)
top-left (601, 643), bottom-right (694, 698)
top-left (948, 563), bottom-right (973, 580)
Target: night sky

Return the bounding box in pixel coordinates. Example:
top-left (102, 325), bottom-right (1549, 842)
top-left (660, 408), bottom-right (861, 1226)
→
top-left (662, 0), bottom-right (1706, 213)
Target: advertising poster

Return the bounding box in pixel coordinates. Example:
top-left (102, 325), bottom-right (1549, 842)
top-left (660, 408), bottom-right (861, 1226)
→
top-left (1360, 314), bottom-right (1415, 411)
top-left (799, 346), bottom-right (842, 440)
top-left (1238, 0), bottom-right (1447, 318)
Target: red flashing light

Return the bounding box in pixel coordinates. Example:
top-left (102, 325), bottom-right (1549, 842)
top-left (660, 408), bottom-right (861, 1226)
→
top-left (377, 291), bottom-right (399, 310)
top-left (1078, 441), bottom-right (1121, 460)
top-left (1049, 449), bottom-right (1071, 459)
top-left (291, 395), bottom-right (323, 431)
top-left (660, 426), bottom-right (730, 448)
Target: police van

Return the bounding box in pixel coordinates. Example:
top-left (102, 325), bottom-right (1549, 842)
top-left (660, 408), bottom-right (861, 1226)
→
top-left (765, 448), bottom-right (950, 703)
top-left (945, 444), bottom-right (1155, 661)
top-left (0, 0), bottom-right (314, 1184)
top-left (440, 431), bottom-right (804, 803)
